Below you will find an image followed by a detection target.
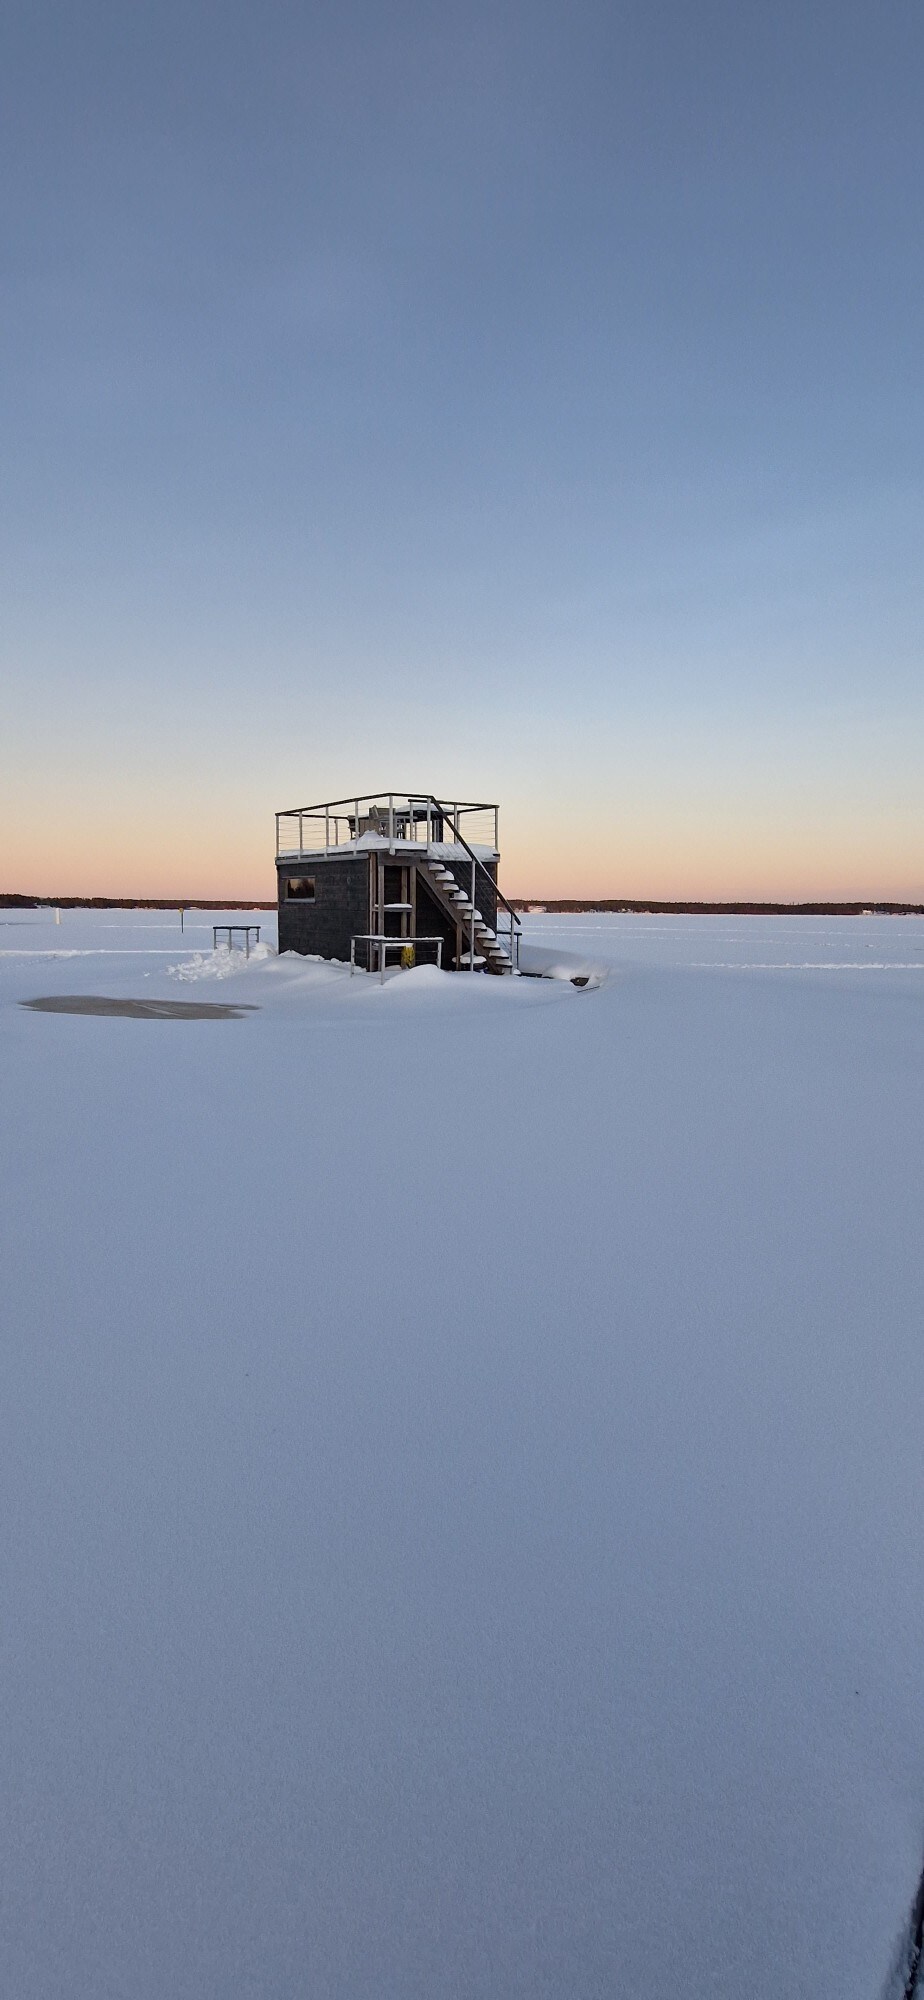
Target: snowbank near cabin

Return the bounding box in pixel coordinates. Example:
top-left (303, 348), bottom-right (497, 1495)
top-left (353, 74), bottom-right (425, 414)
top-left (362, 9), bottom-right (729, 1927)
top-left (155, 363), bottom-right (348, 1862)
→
top-left (517, 942), bottom-right (608, 985)
top-left (3, 906), bottom-right (924, 2000)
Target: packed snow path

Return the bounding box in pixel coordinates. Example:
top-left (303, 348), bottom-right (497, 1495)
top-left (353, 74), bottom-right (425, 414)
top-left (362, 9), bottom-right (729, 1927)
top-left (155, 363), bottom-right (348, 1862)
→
top-left (3, 909), bottom-right (924, 1999)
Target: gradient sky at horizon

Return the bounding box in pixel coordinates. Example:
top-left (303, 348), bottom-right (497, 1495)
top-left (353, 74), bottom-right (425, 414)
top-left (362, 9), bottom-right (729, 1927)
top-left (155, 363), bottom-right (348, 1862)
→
top-left (2, 0), bottom-right (921, 900)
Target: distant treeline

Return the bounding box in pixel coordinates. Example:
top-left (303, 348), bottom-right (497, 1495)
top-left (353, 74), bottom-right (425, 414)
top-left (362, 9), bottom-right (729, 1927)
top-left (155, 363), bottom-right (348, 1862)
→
top-left (4, 893), bottom-right (923, 918)
top-left (1, 895), bottom-right (275, 910)
top-left (510, 899), bottom-right (924, 916)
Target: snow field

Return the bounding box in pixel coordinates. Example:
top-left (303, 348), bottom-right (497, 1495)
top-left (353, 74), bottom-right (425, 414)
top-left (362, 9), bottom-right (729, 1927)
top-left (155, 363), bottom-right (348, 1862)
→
top-left (2, 908), bottom-right (924, 1997)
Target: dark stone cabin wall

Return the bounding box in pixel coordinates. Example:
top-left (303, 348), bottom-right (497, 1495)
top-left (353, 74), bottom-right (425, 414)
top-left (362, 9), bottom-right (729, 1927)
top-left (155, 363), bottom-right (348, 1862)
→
top-left (277, 856), bottom-right (370, 960)
top-left (277, 853), bottom-right (499, 966)
top-left (413, 877), bottom-right (457, 968)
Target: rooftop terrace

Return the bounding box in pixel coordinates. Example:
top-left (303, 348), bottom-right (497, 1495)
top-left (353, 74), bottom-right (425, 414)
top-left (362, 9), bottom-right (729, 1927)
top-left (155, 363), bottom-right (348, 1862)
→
top-left (275, 793), bottom-right (500, 861)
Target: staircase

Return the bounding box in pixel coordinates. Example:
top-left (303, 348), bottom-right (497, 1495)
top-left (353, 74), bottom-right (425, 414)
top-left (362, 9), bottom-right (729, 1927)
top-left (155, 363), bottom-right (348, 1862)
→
top-left (421, 859), bottom-right (515, 974)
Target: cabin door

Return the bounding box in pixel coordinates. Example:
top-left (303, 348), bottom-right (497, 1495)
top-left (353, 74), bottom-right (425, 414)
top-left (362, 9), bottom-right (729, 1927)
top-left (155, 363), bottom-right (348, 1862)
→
top-left (382, 863), bottom-right (410, 939)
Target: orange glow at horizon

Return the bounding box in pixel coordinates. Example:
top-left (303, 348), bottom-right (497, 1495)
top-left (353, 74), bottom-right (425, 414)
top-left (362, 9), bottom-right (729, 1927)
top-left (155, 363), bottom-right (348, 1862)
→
top-left (499, 795), bottom-right (924, 904)
top-left (2, 794), bottom-right (921, 906)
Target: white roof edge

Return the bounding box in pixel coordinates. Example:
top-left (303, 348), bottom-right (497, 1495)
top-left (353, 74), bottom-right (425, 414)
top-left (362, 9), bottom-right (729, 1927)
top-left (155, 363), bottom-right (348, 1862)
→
top-left (278, 838), bottom-right (499, 862)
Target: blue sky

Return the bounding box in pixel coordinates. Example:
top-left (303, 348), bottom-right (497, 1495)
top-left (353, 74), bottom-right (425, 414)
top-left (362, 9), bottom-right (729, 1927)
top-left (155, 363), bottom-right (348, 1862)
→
top-left (2, 0), bottom-right (921, 897)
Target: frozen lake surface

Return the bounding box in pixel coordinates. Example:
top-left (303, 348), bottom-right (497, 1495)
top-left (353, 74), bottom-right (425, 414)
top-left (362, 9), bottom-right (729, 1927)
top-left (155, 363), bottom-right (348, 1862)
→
top-left (3, 907), bottom-right (924, 1998)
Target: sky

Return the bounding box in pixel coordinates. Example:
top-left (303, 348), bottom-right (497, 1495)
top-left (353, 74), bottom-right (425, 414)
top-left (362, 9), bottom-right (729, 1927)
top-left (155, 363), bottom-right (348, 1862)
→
top-left (2, 0), bottom-right (921, 900)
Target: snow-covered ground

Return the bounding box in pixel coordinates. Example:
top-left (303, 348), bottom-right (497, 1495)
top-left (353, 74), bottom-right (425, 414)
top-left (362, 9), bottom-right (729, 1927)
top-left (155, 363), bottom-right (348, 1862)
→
top-left (3, 907), bottom-right (924, 1998)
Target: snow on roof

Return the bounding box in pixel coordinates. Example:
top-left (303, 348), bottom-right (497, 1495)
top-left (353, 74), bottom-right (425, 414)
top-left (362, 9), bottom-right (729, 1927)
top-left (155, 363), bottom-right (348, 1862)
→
top-left (277, 835), bottom-right (499, 861)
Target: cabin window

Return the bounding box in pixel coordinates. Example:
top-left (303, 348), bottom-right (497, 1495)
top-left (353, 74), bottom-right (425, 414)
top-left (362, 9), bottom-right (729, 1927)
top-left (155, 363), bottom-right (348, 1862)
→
top-left (286, 876), bottom-right (316, 900)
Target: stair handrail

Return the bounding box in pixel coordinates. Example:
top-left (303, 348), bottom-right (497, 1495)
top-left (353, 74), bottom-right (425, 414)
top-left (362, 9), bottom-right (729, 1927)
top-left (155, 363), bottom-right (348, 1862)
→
top-left (428, 796), bottom-right (522, 967)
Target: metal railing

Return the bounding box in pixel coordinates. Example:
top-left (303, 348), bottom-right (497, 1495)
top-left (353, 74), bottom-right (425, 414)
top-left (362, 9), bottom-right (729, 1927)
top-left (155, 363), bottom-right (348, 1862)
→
top-left (213, 924), bottom-right (261, 956)
top-left (276, 793), bottom-right (500, 860)
top-left (430, 798), bottom-right (521, 971)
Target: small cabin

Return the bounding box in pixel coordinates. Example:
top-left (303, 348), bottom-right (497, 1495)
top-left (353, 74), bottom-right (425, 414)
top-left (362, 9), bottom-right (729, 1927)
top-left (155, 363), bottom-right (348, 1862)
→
top-left (276, 793), bottom-right (521, 974)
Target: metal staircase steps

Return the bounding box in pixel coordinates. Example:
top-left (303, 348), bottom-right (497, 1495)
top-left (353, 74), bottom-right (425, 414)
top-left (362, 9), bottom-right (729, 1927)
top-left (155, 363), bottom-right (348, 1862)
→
top-left (421, 858), bottom-right (514, 974)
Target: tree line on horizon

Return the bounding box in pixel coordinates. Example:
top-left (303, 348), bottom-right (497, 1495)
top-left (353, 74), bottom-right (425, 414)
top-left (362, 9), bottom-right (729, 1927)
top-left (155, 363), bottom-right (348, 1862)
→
top-left (3, 893), bottom-right (923, 917)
